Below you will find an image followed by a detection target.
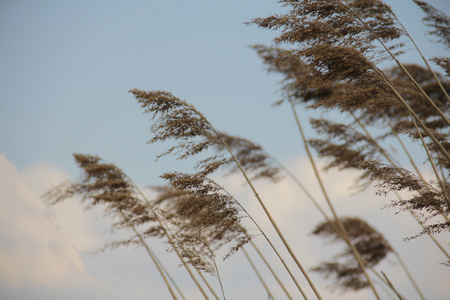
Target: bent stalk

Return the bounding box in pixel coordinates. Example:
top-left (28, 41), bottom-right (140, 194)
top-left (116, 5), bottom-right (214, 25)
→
top-left (288, 96), bottom-right (381, 300)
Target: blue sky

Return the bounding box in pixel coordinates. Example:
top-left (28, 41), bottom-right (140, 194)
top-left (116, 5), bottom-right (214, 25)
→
top-left (1, 0), bottom-right (448, 183)
top-left (1, 0), bottom-right (287, 185)
top-left (1, 0), bottom-right (450, 299)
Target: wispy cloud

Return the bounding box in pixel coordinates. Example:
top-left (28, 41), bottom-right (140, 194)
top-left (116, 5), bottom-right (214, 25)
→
top-left (0, 154), bottom-right (117, 299)
top-left (1, 153), bottom-right (448, 299)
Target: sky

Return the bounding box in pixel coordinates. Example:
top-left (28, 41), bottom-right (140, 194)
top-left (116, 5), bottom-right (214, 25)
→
top-left (1, 0), bottom-right (450, 299)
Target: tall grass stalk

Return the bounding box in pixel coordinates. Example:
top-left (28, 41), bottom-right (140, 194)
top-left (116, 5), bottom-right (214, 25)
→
top-left (348, 113), bottom-right (428, 299)
top-left (288, 96), bottom-right (381, 299)
top-left (336, 0), bottom-right (450, 128)
top-left (373, 66), bottom-right (450, 160)
top-left (242, 248), bottom-right (276, 300)
top-left (126, 176), bottom-right (213, 299)
top-left (213, 131), bottom-right (322, 299)
top-left (411, 118), bottom-right (450, 207)
top-left (389, 11), bottom-right (450, 103)
top-left (44, 1), bottom-right (449, 298)
top-left (214, 175), bottom-right (308, 299)
top-left (131, 87), bottom-right (319, 298)
top-left (146, 244), bottom-right (187, 300)
top-left (381, 271), bottom-right (405, 300)
top-left (270, 137), bottom-right (417, 298)
top-left (249, 240), bottom-right (293, 300)
top-left (120, 210), bottom-right (179, 300)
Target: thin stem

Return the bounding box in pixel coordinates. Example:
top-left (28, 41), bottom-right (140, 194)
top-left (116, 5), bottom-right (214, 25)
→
top-left (411, 117), bottom-right (450, 207)
top-left (381, 271), bottom-right (405, 300)
top-left (144, 238), bottom-right (187, 300)
top-left (130, 182), bottom-right (211, 300)
top-left (367, 266), bottom-right (405, 300)
top-left (336, 0), bottom-right (450, 127)
top-left (365, 118), bottom-right (450, 243)
top-left (393, 251), bottom-right (425, 300)
top-left (243, 248), bottom-right (276, 300)
top-left (373, 66), bottom-right (450, 162)
top-left (273, 151), bottom-right (412, 298)
top-left (409, 211), bottom-right (450, 260)
top-left (392, 129), bottom-right (450, 240)
top-left (250, 239), bottom-right (293, 300)
top-left (288, 97), bottom-right (381, 300)
top-left (196, 269), bottom-right (221, 300)
top-left (211, 252), bottom-right (226, 300)
top-left (214, 129), bottom-right (320, 299)
top-left (356, 111), bottom-right (450, 295)
top-left (350, 113), bottom-right (428, 299)
top-left (389, 124), bottom-right (425, 179)
top-left (390, 12), bottom-right (450, 103)
top-left (216, 181), bottom-right (308, 299)
top-left (273, 114), bottom-right (429, 299)
top-left (269, 155), bottom-right (331, 222)
top-left (119, 210), bottom-right (179, 300)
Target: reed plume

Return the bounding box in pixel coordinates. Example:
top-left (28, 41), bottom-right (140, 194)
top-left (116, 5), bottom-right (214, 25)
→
top-left (251, 0), bottom-right (450, 240)
top-left (43, 154), bottom-right (181, 299)
top-left (130, 88), bottom-right (322, 299)
top-left (311, 217), bottom-right (393, 292)
top-left (413, 0), bottom-right (450, 49)
top-left (43, 1), bottom-right (450, 298)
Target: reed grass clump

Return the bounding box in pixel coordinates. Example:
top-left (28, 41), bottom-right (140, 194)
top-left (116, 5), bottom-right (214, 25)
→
top-left (45, 0), bottom-right (449, 299)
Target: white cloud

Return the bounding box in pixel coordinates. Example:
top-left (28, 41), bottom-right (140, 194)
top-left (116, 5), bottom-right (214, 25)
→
top-left (0, 154), bottom-right (116, 299)
top-left (0, 154), bottom-right (222, 300)
top-left (2, 153), bottom-right (448, 299)
top-left (20, 161), bottom-right (99, 252)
